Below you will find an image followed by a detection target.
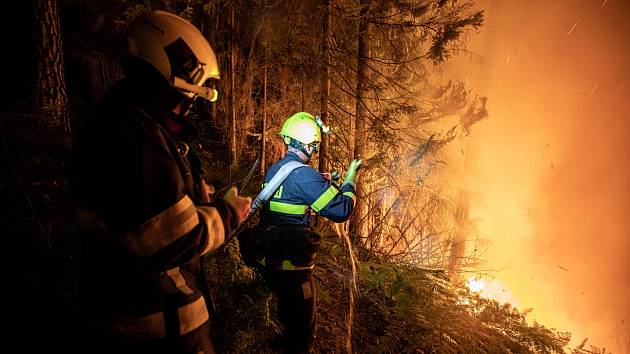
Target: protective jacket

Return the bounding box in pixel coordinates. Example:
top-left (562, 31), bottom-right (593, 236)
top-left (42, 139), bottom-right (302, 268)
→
top-left (259, 152), bottom-right (356, 226)
top-left (68, 77), bottom-right (237, 343)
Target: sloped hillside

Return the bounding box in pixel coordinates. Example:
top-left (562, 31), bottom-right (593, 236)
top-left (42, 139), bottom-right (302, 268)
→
top-left (206, 234), bottom-right (571, 354)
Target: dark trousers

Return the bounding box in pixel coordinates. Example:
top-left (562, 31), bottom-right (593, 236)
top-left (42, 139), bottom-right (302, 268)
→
top-left (262, 268), bottom-right (316, 354)
top-left (75, 321), bottom-right (215, 354)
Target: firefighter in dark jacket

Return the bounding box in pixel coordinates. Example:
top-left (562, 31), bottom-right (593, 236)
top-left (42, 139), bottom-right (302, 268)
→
top-left (257, 112), bottom-right (361, 353)
top-left (67, 10), bottom-right (251, 354)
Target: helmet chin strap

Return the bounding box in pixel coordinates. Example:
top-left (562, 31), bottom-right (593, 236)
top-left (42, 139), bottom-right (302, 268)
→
top-left (299, 145), bottom-right (313, 161)
top-left (287, 143), bottom-right (312, 162)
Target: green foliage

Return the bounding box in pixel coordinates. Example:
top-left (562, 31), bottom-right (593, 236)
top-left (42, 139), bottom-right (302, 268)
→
top-left (205, 238), bottom-right (281, 354)
top-left (428, 2), bottom-right (484, 63)
top-left (208, 235), bottom-right (574, 353)
top-left (570, 337), bottom-right (612, 354)
top-left (351, 259), bottom-right (573, 353)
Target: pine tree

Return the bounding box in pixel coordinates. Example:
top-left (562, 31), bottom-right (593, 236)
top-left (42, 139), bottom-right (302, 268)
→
top-left (34, 0), bottom-right (70, 134)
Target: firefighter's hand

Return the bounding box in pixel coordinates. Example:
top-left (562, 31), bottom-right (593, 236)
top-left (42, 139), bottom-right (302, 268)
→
top-left (200, 180), bottom-right (215, 203)
top-left (224, 187), bottom-right (252, 223)
top-left (321, 172), bottom-right (342, 182)
top-left (342, 159), bottom-right (362, 187)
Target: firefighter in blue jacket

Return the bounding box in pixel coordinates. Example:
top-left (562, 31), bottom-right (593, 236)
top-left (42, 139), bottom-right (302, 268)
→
top-left (257, 112), bottom-right (361, 353)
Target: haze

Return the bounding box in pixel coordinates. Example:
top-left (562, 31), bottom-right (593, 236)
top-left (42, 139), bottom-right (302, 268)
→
top-left (444, 0), bottom-right (630, 352)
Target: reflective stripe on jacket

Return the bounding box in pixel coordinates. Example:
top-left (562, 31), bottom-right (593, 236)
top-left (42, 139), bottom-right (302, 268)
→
top-left (260, 152), bottom-right (355, 225)
top-left (104, 294), bottom-right (209, 339)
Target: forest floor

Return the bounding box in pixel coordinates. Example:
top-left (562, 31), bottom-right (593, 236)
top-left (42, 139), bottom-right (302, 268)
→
top-left (206, 232), bottom-right (572, 354)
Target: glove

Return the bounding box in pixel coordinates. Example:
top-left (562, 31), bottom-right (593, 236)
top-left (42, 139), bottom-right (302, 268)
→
top-left (320, 171), bottom-right (342, 182)
top-left (342, 159), bottom-right (362, 187)
top-left (224, 186), bottom-right (252, 223)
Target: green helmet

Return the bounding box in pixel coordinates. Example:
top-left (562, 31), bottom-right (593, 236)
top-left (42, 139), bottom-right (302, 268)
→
top-left (279, 112), bottom-right (321, 145)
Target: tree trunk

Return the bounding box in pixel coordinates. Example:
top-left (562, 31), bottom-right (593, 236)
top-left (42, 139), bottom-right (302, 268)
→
top-left (229, 8), bottom-right (237, 166)
top-left (33, 0), bottom-right (69, 135)
top-left (261, 59), bottom-right (267, 176)
top-left (318, 0), bottom-right (330, 173)
top-left (350, 0), bottom-right (369, 244)
top-left (301, 75), bottom-right (305, 111)
top-left (448, 190), bottom-right (470, 281)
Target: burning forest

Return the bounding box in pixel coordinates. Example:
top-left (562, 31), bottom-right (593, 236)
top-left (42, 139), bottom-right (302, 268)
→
top-left (2, 0), bottom-right (628, 353)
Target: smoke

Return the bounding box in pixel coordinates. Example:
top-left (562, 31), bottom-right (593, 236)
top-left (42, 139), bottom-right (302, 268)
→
top-left (442, 0), bottom-right (630, 352)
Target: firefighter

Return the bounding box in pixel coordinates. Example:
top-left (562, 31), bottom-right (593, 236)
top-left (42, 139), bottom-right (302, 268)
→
top-left (256, 112), bottom-right (361, 353)
top-left (67, 10), bottom-right (251, 354)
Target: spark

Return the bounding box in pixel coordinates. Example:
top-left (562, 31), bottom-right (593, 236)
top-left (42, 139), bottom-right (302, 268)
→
top-left (567, 22), bottom-right (578, 35)
top-left (465, 77), bottom-right (470, 86)
top-left (600, 79), bottom-right (621, 93)
top-left (601, 0), bottom-right (608, 7)
top-left (558, 265), bottom-right (570, 272)
top-left (506, 51), bottom-right (510, 64)
top-left (589, 81), bottom-right (599, 95)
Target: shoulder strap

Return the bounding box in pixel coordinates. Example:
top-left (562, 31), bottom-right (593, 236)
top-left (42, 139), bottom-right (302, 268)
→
top-left (251, 160), bottom-right (306, 211)
top-left (219, 160), bottom-right (306, 248)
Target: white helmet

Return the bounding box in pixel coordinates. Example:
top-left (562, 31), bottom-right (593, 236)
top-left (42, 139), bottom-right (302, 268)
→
top-left (125, 10), bottom-right (219, 102)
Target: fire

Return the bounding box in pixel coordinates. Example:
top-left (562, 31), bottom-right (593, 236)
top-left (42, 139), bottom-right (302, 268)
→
top-left (466, 277), bottom-right (520, 307)
top-left (467, 277), bottom-right (485, 293)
